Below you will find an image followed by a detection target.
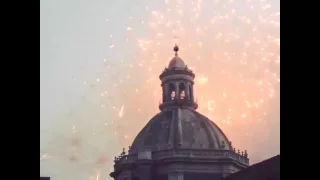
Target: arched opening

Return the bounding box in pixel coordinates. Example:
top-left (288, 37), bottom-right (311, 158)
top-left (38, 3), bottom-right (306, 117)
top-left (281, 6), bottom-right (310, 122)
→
top-left (171, 91), bottom-right (176, 100)
top-left (189, 85), bottom-right (193, 101)
top-left (168, 83), bottom-right (175, 100)
top-left (179, 83), bottom-right (186, 99)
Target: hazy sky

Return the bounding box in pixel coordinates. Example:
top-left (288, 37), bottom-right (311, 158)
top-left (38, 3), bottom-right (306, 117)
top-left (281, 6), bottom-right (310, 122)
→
top-left (41, 0), bottom-right (280, 179)
top-left (41, 1), bottom-right (162, 179)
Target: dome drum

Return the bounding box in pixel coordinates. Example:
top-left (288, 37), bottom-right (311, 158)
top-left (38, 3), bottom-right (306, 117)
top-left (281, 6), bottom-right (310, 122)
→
top-left (159, 100), bottom-right (198, 111)
top-left (111, 149), bottom-right (249, 178)
top-left (160, 68), bottom-right (195, 80)
top-left (115, 149), bottom-right (249, 165)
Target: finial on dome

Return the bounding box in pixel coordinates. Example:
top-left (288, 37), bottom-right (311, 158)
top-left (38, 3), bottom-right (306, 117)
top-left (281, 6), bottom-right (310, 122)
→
top-left (173, 44), bottom-right (179, 56)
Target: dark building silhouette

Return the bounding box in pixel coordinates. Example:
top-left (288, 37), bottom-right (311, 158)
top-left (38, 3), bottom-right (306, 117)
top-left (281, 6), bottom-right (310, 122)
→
top-left (224, 155), bottom-right (280, 180)
top-left (40, 177), bottom-right (50, 180)
top-left (110, 45), bottom-right (249, 180)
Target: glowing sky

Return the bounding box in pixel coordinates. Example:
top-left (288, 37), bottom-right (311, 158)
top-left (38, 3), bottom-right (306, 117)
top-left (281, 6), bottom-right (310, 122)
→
top-left (40, 0), bottom-right (280, 179)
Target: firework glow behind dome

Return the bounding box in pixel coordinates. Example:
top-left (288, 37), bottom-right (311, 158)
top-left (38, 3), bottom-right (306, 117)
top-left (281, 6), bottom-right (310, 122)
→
top-left (40, 0), bottom-right (280, 180)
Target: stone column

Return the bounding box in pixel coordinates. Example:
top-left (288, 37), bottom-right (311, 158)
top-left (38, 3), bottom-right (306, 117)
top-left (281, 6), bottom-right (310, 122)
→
top-left (175, 82), bottom-right (179, 99)
top-left (165, 83), bottom-right (172, 101)
top-left (162, 84), bottom-right (166, 102)
top-left (168, 172), bottom-right (184, 180)
top-left (137, 164), bottom-right (152, 180)
top-left (135, 150), bottom-right (153, 180)
top-left (190, 85), bottom-right (194, 101)
top-left (185, 82), bottom-right (190, 100)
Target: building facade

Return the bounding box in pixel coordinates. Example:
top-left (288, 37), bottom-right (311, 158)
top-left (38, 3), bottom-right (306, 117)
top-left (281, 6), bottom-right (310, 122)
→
top-left (110, 45), bottom-right (249, 180)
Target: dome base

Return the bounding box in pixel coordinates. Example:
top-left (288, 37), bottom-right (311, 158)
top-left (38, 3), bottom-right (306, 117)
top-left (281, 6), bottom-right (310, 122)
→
top-left (159, 100), bottom-right (198, 111)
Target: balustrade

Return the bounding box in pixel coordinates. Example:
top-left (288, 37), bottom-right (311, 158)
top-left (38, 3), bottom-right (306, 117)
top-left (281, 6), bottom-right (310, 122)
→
top-left (114, 149), bottom-right (249, 166)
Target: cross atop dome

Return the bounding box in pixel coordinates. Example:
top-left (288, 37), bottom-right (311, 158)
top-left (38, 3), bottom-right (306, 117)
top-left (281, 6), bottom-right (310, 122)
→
top-left (168, 44), bottom-right (185, 69)
top-left (173, 44), bottom-right (179, 56)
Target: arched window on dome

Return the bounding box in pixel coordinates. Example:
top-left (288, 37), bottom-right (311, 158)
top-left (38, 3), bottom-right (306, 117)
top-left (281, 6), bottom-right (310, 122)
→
top-left (179, 83), bottom-right (186, 99)
top-left (171, 91), bottom-right (176, 100)
top-left (189, 84), bottom-right (193, 101)
top-left (168, 83), bottom-right (175, 100)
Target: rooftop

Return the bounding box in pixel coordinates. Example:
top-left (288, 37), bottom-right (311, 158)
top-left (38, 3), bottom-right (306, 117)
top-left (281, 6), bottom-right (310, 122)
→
top-left (223, 155), bottom-right (280, 180)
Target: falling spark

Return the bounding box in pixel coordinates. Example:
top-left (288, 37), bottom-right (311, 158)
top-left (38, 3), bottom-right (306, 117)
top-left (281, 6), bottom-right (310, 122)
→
top-left (119, 105), bottom-right (124, 118)
top-left (241, 113), bottom-right (247, 118)
top-left (96, 170), bottom-right (100, 180)
top-left (72, 125), bottom-right (76, 134)
top-left (198, 76), bottom-right (208, 84)
top-left (207, 100), bottom-right (216, 111)
top-left (245, 100), bottom-right (251, 108)
top-left (40, 153), bottom-right (52, 161)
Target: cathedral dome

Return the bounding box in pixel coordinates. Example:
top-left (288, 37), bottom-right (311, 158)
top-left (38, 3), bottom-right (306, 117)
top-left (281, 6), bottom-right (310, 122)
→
top-left (168, 56), bottom-right (186, 69)
top-left (129, 108), bottom-right (232, 154)
top-left (111, 45), bottom-right (249, 180)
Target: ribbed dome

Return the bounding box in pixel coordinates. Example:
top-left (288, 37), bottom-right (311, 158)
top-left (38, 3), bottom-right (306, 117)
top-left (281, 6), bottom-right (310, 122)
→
top-left (129, 108), bottom-right (232, 154)
top-left (168, 56), bottom-right (186, 69)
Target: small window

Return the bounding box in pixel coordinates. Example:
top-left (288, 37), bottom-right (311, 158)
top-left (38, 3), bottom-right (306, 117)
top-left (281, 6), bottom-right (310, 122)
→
top-left (169, 83), bottom-right (175, 100)
top-left (179, 83), bottom-right (186, 99)
top-left (180, 90), bottom-right (185, 99)
top-left (171, 91), bottom-right (176, 100)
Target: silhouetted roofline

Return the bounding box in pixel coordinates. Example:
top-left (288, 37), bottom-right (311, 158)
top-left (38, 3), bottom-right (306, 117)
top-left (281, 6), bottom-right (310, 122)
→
top-left (224, 155), bottom-right (280, 180)
top-left (40, 177), bottom-right (50, 180)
